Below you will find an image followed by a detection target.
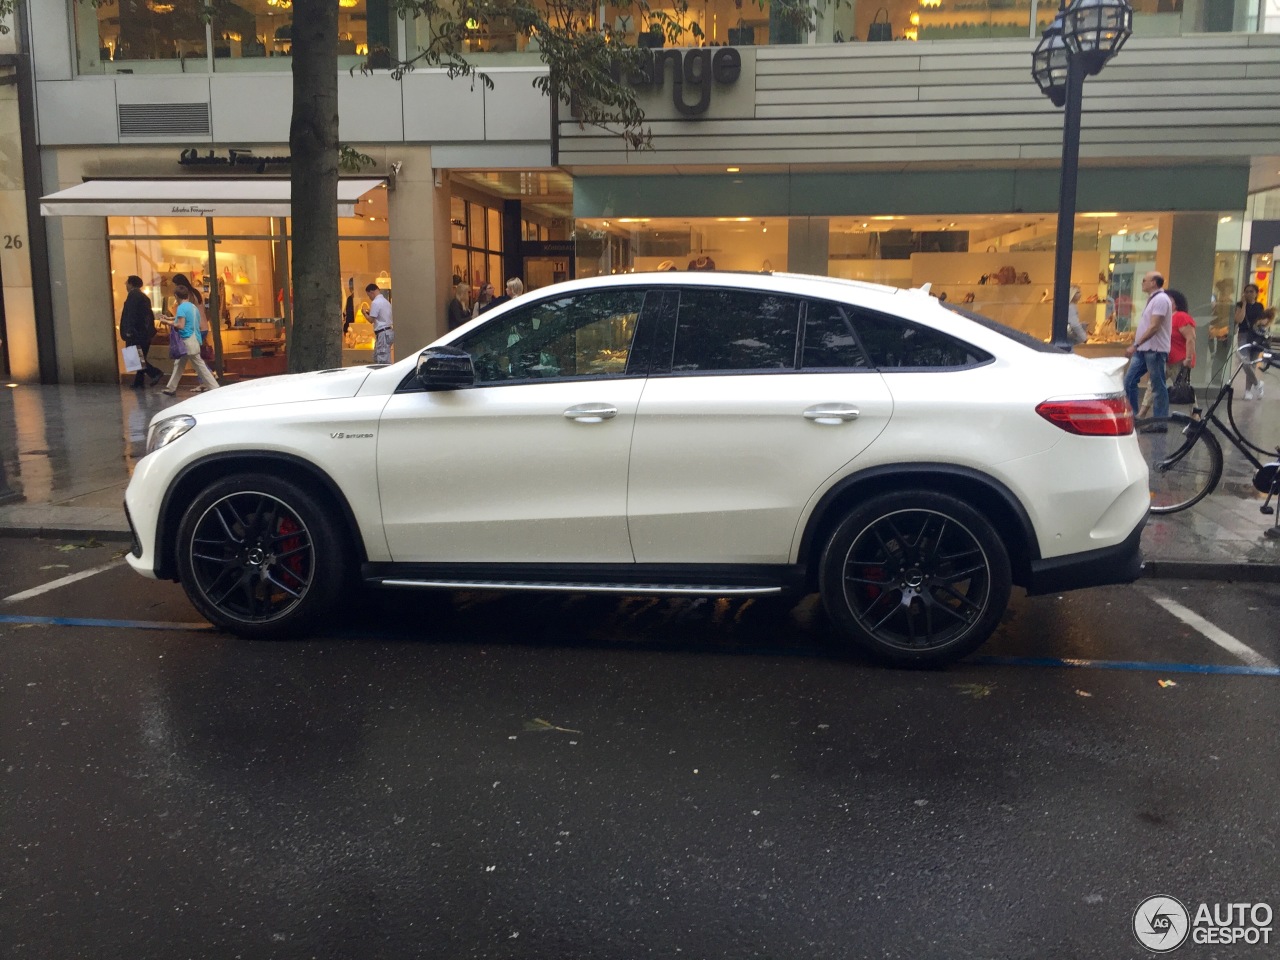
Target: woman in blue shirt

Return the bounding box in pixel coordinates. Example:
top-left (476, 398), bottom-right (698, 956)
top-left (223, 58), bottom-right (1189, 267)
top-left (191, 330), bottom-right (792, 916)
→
top-left (162, 287), bottom-right (220, 395)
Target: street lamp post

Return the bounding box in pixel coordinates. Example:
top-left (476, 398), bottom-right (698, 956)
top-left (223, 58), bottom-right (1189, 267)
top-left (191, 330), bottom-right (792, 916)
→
top-left (1032, 0), bottom-right (1133, 350)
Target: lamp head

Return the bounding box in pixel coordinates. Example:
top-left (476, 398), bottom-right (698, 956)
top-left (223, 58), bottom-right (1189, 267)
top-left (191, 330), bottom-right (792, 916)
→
top-left (1063, 0), bottom-right (1133, 74)
top-left (1031, 14), bottom-right (1070, 107)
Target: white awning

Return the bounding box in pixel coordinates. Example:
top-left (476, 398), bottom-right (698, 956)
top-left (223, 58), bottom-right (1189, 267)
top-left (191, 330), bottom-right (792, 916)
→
top-left (39, 178), bottom-right (386, 218)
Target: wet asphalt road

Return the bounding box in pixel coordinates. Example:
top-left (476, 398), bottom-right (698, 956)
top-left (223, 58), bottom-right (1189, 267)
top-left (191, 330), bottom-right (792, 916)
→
top-left (2, 537), bottom-right (1278, 960)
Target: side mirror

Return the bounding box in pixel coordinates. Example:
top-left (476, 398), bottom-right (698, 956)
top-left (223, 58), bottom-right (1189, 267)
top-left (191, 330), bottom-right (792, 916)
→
top-left (416, 346), bottom-right (475, 390)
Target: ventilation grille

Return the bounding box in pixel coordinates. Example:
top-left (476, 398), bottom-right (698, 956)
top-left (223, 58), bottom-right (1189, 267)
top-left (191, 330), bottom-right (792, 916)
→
top-left (118, 102), bottom-right (211, 138)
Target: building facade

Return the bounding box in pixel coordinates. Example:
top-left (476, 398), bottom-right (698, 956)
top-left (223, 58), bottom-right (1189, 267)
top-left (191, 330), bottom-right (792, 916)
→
top-left (5, 0), bottom-right (1279, 384)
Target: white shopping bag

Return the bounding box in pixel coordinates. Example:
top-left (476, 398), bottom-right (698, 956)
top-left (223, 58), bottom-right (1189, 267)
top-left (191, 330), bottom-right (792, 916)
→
top-left (121, 345), bottom-right (143, 373)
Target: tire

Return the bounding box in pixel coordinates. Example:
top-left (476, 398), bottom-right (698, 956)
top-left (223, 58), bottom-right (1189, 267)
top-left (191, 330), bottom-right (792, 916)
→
top-left (1134, 413), bottom-right (1223, 514)
top-left (175, 473), bottom-right (350, 638)
top-left (818, 490), bottom-right (1011, 667)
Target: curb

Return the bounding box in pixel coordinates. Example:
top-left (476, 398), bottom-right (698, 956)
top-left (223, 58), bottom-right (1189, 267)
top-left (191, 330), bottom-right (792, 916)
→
top-left (1141, 559), bottom-right (1280, 583)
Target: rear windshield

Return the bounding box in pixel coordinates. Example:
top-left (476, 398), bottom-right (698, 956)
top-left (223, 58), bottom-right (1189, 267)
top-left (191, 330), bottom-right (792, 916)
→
top-left (942, 303), bottom-right (1063, 354)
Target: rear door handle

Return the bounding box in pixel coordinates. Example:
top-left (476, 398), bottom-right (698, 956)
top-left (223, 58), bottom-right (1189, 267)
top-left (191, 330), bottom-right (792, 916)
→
top-left (564, 403), bottom-right (618, 423)
top-left (803, 403), bottom-right (860, 425)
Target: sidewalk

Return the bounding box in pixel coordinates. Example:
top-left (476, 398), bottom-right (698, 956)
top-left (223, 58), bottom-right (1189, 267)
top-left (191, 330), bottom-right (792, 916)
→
top-left (1, 381), bottom-right (1277, 581)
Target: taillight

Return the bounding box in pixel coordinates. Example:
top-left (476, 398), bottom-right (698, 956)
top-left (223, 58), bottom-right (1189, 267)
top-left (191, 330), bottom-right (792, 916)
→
top-left (1035, 395), bottom-right (1134, 436)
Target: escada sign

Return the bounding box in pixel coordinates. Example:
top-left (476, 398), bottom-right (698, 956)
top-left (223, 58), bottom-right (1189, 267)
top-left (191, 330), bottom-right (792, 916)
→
top-left (612, 47), bottom-right (742, 117)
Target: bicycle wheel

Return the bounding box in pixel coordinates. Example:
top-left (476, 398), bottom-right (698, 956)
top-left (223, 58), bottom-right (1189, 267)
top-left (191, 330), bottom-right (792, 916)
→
top-left (1135, 413), bottom-right (1223, 514)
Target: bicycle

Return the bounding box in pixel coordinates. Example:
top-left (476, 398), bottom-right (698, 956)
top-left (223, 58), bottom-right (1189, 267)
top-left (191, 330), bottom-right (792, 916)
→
top-left (1134, 341), bottom-right (1279, 516)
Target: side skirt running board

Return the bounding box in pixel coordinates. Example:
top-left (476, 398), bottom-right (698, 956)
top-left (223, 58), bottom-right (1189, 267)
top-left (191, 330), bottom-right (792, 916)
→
top-left (372, 579), bottom-right (784, 597)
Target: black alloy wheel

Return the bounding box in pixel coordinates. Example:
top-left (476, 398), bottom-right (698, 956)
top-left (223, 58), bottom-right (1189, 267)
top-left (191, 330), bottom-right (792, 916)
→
top-left (819, 491), bottom-right (1011, 666)
top-left (176, 474), bottom-right (349, 637)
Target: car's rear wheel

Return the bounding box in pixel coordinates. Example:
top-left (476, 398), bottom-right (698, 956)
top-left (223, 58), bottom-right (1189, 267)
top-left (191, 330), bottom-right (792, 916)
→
top-left (819, 491), bottom-right (1011, 666)
top-left (175, 473), bottom-right (349, 637)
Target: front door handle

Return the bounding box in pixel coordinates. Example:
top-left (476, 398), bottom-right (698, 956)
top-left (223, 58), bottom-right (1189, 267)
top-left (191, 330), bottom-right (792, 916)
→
top-left (564, 403), bottom-right (618, 423)
top-left (803, 404), bottom-right (860, 425)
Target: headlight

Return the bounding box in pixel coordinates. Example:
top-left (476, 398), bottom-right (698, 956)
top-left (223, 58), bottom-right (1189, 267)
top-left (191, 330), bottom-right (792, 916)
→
top-left (145, 415), bottom-right (196, 455)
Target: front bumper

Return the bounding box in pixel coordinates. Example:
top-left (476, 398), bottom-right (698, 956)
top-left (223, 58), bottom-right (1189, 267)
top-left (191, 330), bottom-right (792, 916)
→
top-left (1023, 510), bottom-right (1147, 596)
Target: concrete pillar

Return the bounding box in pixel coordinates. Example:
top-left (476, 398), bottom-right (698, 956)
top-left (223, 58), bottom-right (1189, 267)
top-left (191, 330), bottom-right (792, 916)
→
top-left (786, 217), bottom-right (829, 276)
top-left (0, 78), bottom-right (38, 381)
top-left (1157, 212), bottom-right (1217, 387)
top-left (387, 146), bottom-right (453, 352)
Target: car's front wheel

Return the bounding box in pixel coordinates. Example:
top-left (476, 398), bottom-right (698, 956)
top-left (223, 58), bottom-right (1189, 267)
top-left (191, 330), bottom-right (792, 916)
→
top-left (819, 491), bottom-right (1011, 666)
top-left (175, 473), bottom-right (350, 637)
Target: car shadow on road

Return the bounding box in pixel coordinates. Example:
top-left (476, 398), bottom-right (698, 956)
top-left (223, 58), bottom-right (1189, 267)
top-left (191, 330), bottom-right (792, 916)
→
top-left (328, 586), bottom-right (843, 662)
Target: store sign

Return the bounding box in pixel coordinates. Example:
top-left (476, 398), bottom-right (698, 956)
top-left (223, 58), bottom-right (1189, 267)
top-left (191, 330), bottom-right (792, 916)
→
top-left (178, 148), bottom-right (290, 174)
top-left (615, 47), bottom-right (742, 117)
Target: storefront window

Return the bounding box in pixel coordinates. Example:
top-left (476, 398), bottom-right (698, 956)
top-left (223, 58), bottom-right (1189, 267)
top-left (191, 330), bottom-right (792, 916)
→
top-left (74, 0), bottom-right (402, 74)
top-left (74, 0), bottom-right (209, 75)
top-left (210, 0), bottom-right (398, 71)
top-left (577, 211), bottom-right (1235, 346)
top-left (576, 215), bottom-right (785, 277)
top-left (451, 196), bottom-right (503, 293)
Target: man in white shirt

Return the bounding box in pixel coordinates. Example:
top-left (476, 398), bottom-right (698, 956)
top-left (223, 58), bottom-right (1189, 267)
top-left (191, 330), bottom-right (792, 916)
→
top-left (361, 282), bottom-right (394, 364)
top-left (1124, 271), bottom-right (1173, 423)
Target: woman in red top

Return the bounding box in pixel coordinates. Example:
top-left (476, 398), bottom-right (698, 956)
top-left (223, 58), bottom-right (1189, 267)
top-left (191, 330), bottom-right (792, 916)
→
top-left (1166, 288), bottom-right (1197, 372)
top-left (1140, 288), bottom-right (1195, 415)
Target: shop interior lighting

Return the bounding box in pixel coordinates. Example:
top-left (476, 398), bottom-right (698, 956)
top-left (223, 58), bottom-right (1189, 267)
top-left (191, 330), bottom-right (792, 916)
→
top-left (1219, 216), bottom-right (1232, 223)
top-left (726, 167), bottom-right (740, 173)
top-left (1083, 212), bottom-right (1118, 217)
top-left (6, 383), bottom-right (17, 389)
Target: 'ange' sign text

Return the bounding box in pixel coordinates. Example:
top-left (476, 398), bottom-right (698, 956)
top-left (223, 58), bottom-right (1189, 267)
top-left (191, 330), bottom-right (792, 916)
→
top-left (612, 47), bottom-right (742, 117)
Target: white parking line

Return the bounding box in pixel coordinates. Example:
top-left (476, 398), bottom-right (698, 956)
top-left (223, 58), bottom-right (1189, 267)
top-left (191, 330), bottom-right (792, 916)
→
top-left (1147, 592), bottom-right (1277, 669)
top-left (1, 560), bottom-right (123, 606)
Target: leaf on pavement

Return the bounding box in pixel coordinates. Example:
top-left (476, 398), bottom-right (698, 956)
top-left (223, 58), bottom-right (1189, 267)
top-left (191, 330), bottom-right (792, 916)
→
top-left (951, 683), bottom-right (993, 699)
top-left (523, 717), bottom-right (582, 734)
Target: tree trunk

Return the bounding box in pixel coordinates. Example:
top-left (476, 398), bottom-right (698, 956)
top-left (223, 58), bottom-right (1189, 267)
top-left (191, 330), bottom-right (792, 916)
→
top-left (287, 0), bottom-right (341, 373)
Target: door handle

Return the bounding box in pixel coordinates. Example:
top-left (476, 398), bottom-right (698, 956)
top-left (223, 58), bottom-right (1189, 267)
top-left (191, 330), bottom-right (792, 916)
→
top-left (563, 403), bottom-right (618, 423)
top-left (803, 404), bottom-right (860, 425)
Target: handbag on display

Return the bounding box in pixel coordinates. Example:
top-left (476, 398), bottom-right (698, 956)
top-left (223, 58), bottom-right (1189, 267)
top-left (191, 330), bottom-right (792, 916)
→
top-left (121, 345), bottom-right (143, 373)
top-left (1167, 367), bottom-right (1195, 405)
top-left (168, 325), bottom-right (187, 359)
top-left (867, 8), bottom-right (892, 40)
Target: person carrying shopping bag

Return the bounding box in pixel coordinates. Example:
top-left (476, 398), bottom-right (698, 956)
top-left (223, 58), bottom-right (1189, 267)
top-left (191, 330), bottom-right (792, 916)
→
top-left (162, 286), bottom-right (220, 396)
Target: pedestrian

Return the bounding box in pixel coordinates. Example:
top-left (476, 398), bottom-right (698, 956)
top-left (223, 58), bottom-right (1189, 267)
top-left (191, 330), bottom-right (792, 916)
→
top-left (119, 275), bottom-right (163, 388)
top-left (1124, 271), bottom-right (1173, 424)
top-left (472, 281), bottom-right (495, 318)
top-left (446, 282), bottom-right (470, 331)
top-left (1139, 288), bottom-right (1196, 416)
top-left (172, 273), bottom-right (216, 390)
top-left (1066, 285), bottom-right (1089, 346)
top-left (1235, 283), bottom-right (1265, 399)
top-left (343, 277), bottom-right (355, 336)
top-left (485, 277), bottom-right (524, 313)
top-left (162, 286), bottom-right (220, 396)
top-left (362, 282), bottom-right (394, 363)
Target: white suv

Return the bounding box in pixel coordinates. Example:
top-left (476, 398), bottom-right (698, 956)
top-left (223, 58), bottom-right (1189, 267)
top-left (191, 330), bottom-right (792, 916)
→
top-left (125, 272), bottom-right (1148, 666)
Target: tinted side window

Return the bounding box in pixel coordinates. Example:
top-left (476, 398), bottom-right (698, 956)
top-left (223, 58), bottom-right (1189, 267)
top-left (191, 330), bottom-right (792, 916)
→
top-left (457, 289), bottom-right (645, 384)
top-left (670, 289), bottom-right (800, 373)
top-left (802, 300), bottom-right (869, 369)
top-left (849, 309), bottom-right (992, 369)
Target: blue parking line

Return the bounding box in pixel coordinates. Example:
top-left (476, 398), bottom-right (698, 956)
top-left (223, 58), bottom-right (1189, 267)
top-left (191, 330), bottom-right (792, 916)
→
top-left (0, 614), bottom-right (211, 631)
top-left (972, 655), bottom-right (1280, 677)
